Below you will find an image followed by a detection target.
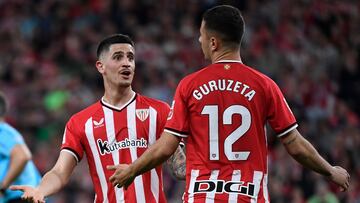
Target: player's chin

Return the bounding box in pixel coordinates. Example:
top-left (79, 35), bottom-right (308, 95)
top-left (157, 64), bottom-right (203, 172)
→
top-left (118, 81), bottom-right (132, 87)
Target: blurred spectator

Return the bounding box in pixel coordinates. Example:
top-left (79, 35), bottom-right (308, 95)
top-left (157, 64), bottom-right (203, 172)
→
top-left (308, 180), bottom-right (339, 203)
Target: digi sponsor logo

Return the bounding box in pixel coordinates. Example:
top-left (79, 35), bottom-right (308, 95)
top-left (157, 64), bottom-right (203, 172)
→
top-left (136, 109), bottom-right (149, 121)
top-left (193, 180), bottom-right (255, 198)
top-left (97, 138), bottom-right (148, 155)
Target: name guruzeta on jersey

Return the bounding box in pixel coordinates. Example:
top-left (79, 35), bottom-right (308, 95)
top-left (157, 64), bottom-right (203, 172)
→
top-left (193, 79), bottom-right (256, 101)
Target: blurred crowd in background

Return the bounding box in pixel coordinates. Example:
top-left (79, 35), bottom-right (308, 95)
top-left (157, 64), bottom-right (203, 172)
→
top-left (0, 0), bottom-right (359, 202)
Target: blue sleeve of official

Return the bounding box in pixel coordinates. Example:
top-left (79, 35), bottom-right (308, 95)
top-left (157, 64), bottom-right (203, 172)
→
top-left (0, 124), bottom-right (25, 156)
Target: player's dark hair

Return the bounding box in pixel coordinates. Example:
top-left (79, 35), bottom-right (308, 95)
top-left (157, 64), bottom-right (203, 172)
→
top-left (202, 5), bottom-right (244, 49)
top-left (97, 34), bottom-right (135, 58)
top-left (0, 92), bottom-right (7, 117)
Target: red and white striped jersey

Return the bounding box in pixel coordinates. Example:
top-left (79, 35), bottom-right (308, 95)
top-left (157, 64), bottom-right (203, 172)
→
top-left (165, 60), bottom-right (297, 203)
top-left (61, 93), bottom-right (169, 203)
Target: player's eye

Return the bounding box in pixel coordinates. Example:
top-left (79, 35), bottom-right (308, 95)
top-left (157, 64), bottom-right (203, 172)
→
top-left (113, 54), bottom-right (123, 60)
top-left (127, 54), bottom-right (134, 61)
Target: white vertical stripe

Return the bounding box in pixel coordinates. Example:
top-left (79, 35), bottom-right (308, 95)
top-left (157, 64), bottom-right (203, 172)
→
top-left (264, 124), bottom-right (267, 146)
top-left (206, 170), bottom-right (219, 203)
top-left (127, 101), bottom-right (146, 202)
top-left (263, 125), bottom-right (269, 203)
top-left (103, 107), bottom-right (124, 202)
top-left (62, 128), bottom-right (67, 144)
top-left (149, 107), bottom-right (159, 203)
top-left (262, 174), bottom-right (269, 203)
top-left (264, 124), bottom-right (270, 197)
top-left (150, 169), bottom-right (159, 203)
top-left (85, 118), bottom-right (109, 203)
top-left (228, 170), bottom-right (241, 203)
top-left (250, 171), bottom-right (263, 203)
top-left (264, 125), bottom-right (269, 203)
top-left (188, 170), bottom-right (200, 203)
top-left (148, 107), bottom-right (157, 145)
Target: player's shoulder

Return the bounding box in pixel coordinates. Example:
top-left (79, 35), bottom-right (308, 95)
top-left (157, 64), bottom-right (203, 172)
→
top-left (180, 62), bottom-right (267, 80)
top-left (242, 64), bottom-right (272, 80)
top-left (137, 94), bottom-right (170, 110)
top-left (178, 66), bottom-right (209, 87)
top-left (242, 64), bottom-right (278, 87)
top-left (69, 101), bottom-right (102, 123)
top-left (0, 122), bottom-right (21, 138)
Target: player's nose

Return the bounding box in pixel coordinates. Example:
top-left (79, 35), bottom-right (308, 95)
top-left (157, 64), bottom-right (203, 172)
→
top-left (122, 64), bottom-right (131, 68)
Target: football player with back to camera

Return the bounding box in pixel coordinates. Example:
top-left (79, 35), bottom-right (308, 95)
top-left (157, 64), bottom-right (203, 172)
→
top-left (111, 5), bottom-right (350, 203)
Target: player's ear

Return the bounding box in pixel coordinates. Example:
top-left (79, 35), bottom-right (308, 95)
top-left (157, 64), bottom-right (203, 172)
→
top-left (96, 60), bottom-right (105, 73)
top-left (210, 37), bottom-right (218, 52)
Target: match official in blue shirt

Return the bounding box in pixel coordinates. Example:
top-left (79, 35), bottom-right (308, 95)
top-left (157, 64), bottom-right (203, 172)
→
top-left (0, 92), bottom-right (41, 203)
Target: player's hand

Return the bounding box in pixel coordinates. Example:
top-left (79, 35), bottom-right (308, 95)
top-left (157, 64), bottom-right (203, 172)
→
top-left (9, 185), bottom-right (45, 203)
top-left (328, 166), bottom-right (350, 192)
top-left (107, 164), bottom-right (135, 190)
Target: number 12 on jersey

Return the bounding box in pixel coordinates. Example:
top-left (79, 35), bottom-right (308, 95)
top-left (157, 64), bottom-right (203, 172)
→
top-left (201, 105), bottom-right (251, 161)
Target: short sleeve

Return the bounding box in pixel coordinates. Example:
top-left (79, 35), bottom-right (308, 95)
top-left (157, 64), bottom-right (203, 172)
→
top-left (157, 102), bottom-right (170, 137)
top-left (267, 80), bottom-right (298, 137)
top-left (0, 125), bottom-right (24, 156)
top-left (61, 117), bottom-right (84, 162)
top-left (165, 80), bottom-right (190, 137)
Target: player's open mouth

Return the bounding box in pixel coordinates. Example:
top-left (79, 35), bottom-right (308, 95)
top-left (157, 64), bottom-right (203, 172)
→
top-left (120, 70), bottom-right (131, 76)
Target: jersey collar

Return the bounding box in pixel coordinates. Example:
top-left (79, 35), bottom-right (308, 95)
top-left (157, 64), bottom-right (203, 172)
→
top-left (215, 60), bottom-right (243, 64)
top-left (100, 91), bottom-right (137, 112)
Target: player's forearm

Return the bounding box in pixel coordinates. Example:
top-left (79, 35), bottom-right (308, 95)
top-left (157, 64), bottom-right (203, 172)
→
top-left (36, 169), bottom-right (69, 197)
top-left (2, 145), bottom-right (31, 188)
top-left (282, 130), bottom-right (332, 176)
top-left (34, 151), bottom-right (77, 198)
top-left (134, 142), bottom-right (173, 176)
top-left (292, 140), bottom-right (332, 176)
top-left (1, 156), bottom-right (28, 188)
top-left (167, 144), bottom-right (186, 180)
top-left (132, 132), bottom-right (180, 177)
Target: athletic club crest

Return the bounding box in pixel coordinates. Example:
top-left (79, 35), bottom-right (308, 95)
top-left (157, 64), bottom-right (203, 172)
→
top-left (136, 109), bottom-right (149, 121)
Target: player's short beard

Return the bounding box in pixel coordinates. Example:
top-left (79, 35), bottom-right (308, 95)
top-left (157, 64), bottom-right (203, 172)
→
top-left (103, 76), bottom-right (132, 90)
top-left (118, 79), bottom-right (133, 88)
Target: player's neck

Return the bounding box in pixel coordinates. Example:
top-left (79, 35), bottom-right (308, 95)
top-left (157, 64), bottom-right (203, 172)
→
top-left (211, 50), bottom-right (242, 64)
top-left (103, 87), bottom-right (135, 108)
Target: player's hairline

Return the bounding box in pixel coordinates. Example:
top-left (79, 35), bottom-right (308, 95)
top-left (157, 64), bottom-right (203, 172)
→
top-left (96, 34), bottom-right (135, 59)
top-left (99, 45), bottom-right (135, 60)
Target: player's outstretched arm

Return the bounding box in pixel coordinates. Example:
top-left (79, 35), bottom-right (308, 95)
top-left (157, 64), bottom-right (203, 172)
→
top-left (10, 151), bottom-right (77, 202)
top-left (280, 129), bottom-right (350, 191)
top-left (1, 144), bottom-right (32, 190)
top-left (166, 143), bottom-right (186, 180)
top-left (108, 131), bottom-right (181, 189)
